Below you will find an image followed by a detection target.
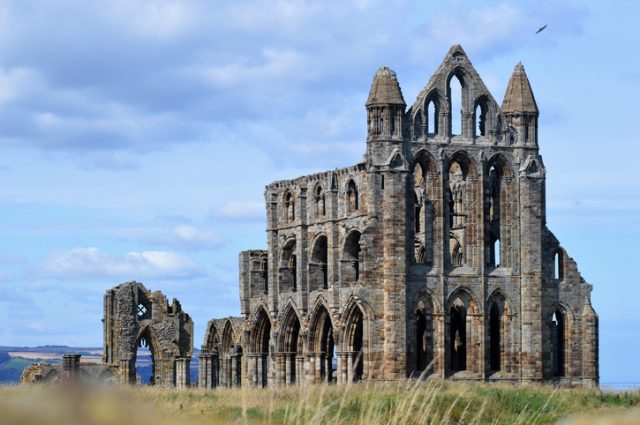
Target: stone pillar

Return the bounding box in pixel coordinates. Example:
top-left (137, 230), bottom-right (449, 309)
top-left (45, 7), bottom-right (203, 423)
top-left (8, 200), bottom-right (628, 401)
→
top-left (230, 355), bottom-right (237, 388)
top-left (175, 357), bottom-right (190, 389)
top-left (382, 168), bottom-right (408, 381)
top-left (120, 358), bottom-right (132, 385)
top-left (62, 354), bottom-right (81, 382)
top-left (248, 354), bottom-right (257, 387)
top-left (198, 351), bottom-right (212, 389)
top-left (346, 353), bottom-right (353, 383)
top-left (296, 356), bottom-right (304, 385)
top-left (256, 355), bottom-right (263, 387)
top-left (212, 352), bottom-right (219, 388)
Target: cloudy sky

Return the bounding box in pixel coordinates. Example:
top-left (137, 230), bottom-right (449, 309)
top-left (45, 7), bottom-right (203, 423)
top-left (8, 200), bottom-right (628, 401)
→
top-left (0, 0), bottom-right (638, 387)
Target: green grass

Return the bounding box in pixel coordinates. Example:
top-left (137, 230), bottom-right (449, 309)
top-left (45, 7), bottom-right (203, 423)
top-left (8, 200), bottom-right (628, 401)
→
top-left (0, 357), bottom-right (34, 383)
top-left (0, 381), bottom-right (639, 425)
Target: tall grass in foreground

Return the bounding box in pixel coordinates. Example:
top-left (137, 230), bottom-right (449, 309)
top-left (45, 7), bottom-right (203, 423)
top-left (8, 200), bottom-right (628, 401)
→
top-left (1, 380), bottom-right (639, 425)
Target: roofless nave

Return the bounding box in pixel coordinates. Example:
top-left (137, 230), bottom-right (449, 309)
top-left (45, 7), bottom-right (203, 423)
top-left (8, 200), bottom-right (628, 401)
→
top-left (21, 45), bottom-right (599, 389)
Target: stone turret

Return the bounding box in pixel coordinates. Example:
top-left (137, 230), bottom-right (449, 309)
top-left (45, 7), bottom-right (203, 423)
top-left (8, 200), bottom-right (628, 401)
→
top-left (501, 63), bottom-right (538, 146)
top-left (366, 67), bottom-right (405, 141)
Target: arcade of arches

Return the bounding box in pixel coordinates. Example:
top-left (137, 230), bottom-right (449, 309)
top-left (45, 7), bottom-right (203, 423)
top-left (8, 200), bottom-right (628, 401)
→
top-left (206, 45), bottom-right (598, 388)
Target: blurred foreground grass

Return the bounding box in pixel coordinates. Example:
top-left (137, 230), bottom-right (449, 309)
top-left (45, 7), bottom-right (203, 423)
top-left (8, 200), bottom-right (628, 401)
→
top-left (1, 380), bottom-right (639, 425)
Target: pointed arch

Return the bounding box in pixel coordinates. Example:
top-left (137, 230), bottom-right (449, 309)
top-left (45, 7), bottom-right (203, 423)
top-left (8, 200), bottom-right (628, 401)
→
top-left (279, 302), bottom-right (302, 385)
top-left (486, 153), bottom-right (513, 269)
top-left (346, 179), bottom-right (359, 213)
top-left (314, 184), bottom-right (326, 218)
top-left (342, 300), bottom-right (366, 382)
top-left (252, 306), bottom-right (272, 387)
top-left (279, 237), bottom-right (297, 292)
top-left (203, 321), bottom-right (221, 352)
top-left (486, 289), bottom-right (514, 374)
top-left (447, 68), bottom-right (467, 136)
top-left (310, 234), bottom-right (329, 290)
top-left (283, 190), bottom-right (295, 223)
top-left (134, 324), bottom-right (162, 385)
top-left (218, 319), bottom-right (240, 387)
top-left (307, 298), bottom-right (336, 383)
top-left (446, 287), bottom-right (481, 375)
top-left (425, 89), bottom-right (442, 136)
top-left (341, 229), bottom-right (363, 285)
top-left (414, 290), bottom-right (437, 377)
top-left (474, 94), bottom-right (490, 137)
top-left (551, 303), bottom-right (572, 378)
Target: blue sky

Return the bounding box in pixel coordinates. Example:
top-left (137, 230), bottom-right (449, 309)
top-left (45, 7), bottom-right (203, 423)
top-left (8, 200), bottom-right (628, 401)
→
top-left (0, 0), bottom-right (638, 387)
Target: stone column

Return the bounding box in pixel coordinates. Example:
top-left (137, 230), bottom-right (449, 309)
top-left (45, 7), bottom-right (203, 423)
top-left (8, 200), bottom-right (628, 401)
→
top-left (175, 357), bottom-right (190, 389)
top-left (247, 354), bottom-right (256, 387)
top-left (346, 353), bottom-right (353, 383)
top-left (212, 352), bottom-right (219, 388)
top-left (198, 351), bottom-right (212, 389)
top-left (62, 354), bottom-right (81, 382)
top-left (120, 358), bottom-right (132, 385)
top-left (256, 355), bottom-right (263, 387)
top-left (296, 356), bottom-right (304, 385)
top-left (230, 355), bottom-right (237, 388)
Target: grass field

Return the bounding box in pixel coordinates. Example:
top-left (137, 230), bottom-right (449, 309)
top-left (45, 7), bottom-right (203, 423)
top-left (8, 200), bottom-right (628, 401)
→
top-left (1, 381), bottom-right (639, 425)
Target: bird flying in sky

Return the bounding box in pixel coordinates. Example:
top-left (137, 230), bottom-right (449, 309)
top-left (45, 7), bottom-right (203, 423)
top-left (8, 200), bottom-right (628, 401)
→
top-left (536, 24), bottom-right (547, 34)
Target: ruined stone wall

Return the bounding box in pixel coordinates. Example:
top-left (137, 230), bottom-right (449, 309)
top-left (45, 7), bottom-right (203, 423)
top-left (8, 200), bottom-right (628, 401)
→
top-left (103, 281), bottom-right (194, 387)
top-left (205, 45), bottom-right (598, 388)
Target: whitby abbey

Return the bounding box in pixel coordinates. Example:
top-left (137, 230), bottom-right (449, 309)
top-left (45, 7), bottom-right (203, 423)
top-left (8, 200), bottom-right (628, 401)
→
top-left (21, 45), bottom-right (599, 388)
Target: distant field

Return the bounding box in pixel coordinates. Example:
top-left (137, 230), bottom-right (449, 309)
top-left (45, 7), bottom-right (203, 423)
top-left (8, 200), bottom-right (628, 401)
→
top-left (8, 352), bottom-right (102, 362)
top-left (0, 381), bottom-right (639, 425)
top-left (0, 357), bottom-right (34, 383)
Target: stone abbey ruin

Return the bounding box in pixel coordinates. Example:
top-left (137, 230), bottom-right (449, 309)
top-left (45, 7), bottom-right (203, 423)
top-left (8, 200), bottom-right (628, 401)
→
top-left (200, 45), bottom-right (598, 388)
top-left (21, 45), bottom-right (599, 388)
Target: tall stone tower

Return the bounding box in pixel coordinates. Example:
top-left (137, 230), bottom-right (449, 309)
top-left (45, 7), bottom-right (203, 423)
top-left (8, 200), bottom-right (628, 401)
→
top-left (203, 45), bottom-right (598, 388)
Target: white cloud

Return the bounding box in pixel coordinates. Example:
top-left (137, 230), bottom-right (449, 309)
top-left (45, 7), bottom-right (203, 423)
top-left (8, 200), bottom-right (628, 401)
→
top-left (171, 224), bottom-right (224, 250)
top-left (216, 201), bottom-right (265, 222)
top-left (41, 247), bottom-right (203, 280)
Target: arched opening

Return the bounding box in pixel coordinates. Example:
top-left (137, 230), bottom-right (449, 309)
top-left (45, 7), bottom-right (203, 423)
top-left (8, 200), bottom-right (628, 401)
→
top-left (448, 74), bottom-right (463, 136)
top-left (315, 186), bottom-right (326, 218)
top-left (449, 301), bottom-right (466, 372)
top-left (345, 305), bottom-right (364, 382)
top-left (486, 157), bottom-right (512, 268)
top-left (416, 310), bottom-right (427, 371)
top-left (221, 322), bottom-right (236, 388)
top-left (203, 325), bottom-right (221, 388)
top-left (261, 257), bottom-right (269, 293)
top-left (552, 309), bottom-right (566, 377)
top-left (284, 191), bottom-right (295, 222)
top-left (450, 238), bottom-right (463, 268)
top-left (474, 98), bottom-right (488, 137)
top-left (414, 191), bottom-right (421, 234)
top-left (489, 234), bottom-right (500, 268)
top-left (489, 303), bottom-right (501, 371)
top-left (279, 239), bottom-right (297, 293)
top-left (282, 310), bottom-right (301, 385)
top-left (342, 231), bottom-right (362, 285)
top-left (347, 180), bottom-right (359, 213)
top-left (254, 309), bottom-right (272, 388)
top-left (134, 331), bottom-right (156, 385)
top-left (310, 236), bottom-right (328, 290)
top-left (427, 98), bottom-right (439, 135)
top-left (310, 305), bottom-right (336, 383)
top-left (449, 161), bottom-right (466, 229)
top-left (554, 250), bottom-right (564, 281)
top-left (233, 346), bottom-right (243, 387)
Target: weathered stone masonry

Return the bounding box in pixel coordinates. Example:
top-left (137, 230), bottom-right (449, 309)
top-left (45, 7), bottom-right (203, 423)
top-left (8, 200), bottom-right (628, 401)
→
top-left (201, 45), bottom-right (598, 388)
top-left (103, 281), bottom-right (194, 388)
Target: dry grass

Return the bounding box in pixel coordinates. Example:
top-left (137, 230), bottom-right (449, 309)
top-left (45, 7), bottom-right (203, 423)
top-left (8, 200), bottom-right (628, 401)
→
top-left (1, 380), bottom-right (639, 425)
